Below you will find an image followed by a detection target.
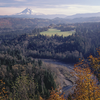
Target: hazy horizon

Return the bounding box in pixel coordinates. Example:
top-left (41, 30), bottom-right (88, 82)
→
top-left (1, 0), bottom-right (100, 16)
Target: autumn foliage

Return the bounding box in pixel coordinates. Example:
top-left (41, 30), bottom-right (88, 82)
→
top-left (47, 88), bottom-right (65, 100)
top-left (88, 48), bottom-right (100, 81)
top-left (40, 88), bottom-right (66, 100)
top-left (0, 80), bottom-right (8, 100)
top-left (40, 49), bottom-right (100, 100)
top-left (73, 66), bottom-right (100, 100)
top-left (72, 53), bottom-right (100, 100)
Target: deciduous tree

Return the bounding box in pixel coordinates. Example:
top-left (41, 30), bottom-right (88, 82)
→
top-left (73, 59), bottom-right (100, 100)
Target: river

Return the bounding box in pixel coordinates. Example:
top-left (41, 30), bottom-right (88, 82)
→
top-left (40, 59), bottom-right (75, 96)
top-left (41, 59), bottom-right (74, 70)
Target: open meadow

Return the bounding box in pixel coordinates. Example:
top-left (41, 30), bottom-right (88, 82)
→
top-left (40, 28), bottom-right (75, 37)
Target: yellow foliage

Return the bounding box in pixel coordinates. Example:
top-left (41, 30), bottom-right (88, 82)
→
top-left (40, 88), bottom-right (66, 100)
top-left (47, 88), bottom-right (66, 100)
top-left (73, 60), bottom-right (100, 100)
top-left (88, 48), bottom-right (100, 81)
top-left (0, 80), bottom-right (8, 100)
top-left (40, 96), bottom-right (44, 100)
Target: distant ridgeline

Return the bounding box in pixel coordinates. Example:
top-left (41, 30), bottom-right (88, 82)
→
top-left (1, 17), bottom-right (100, 39)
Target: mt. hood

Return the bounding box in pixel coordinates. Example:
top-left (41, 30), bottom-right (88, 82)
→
top-left (17, 8), bottom-right (43, 15)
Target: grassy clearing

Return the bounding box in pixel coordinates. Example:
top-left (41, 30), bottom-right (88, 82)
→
top-left (40, 28), bottom-right (75, 37)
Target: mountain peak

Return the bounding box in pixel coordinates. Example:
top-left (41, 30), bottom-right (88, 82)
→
top-left (16, 8), bottom-right (43, 15)
top-left (21, 8), bottom-right (33, 15)
top-left (19, 8), bottom-right (34, 15)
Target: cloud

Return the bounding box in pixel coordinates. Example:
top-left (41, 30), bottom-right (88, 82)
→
top-left (14, 0), bottom-right (26, 1)
top-left (31, 4), bottom-right (100, 16)
top-left (0, 0), bottom-right (100, 16)
top-left (0, 7), bottom-right (25, 15)
top-left (1, 0), bottom-right (100, 9)
top-left (0, 3), bottom-right (6, 6)
top-left (0, 4), bottom-right (100, 15)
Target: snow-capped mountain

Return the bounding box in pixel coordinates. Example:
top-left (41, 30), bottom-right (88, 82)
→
top-left (17, 8), bottom-right (43, 15)
top-left (1, 8), bottom-right (100, 20)
top-left (11, 8), bottom-right (66, 19)
top-left (0, 8), bottom-right (67, 19)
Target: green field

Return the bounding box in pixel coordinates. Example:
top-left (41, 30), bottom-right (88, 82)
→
top-left (40, 28), bottom-right (75, 37)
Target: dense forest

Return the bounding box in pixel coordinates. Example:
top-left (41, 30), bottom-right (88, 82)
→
top-left (0, 18), bottom-right (100, 99)
top-left (5, 22), bottom-right (100, 63)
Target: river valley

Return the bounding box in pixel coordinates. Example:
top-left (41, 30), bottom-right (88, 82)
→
top-left (40, 59), bottom-right (76, 96)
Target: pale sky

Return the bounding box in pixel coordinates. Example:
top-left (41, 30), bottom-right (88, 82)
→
top-left (1, 0), bottom-right (100, 15)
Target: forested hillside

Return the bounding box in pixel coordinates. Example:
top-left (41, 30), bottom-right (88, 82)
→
top-left (2, 22), bottom-right (100, 63)
top-left (0, 18), bottom-right (100, 99)
top-left (0, 22), bottom-right (100, 65)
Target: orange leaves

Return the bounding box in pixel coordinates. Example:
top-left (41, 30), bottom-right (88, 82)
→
top-left (39, 88), bottom-right (66, 100)
top-left (88, 48), bottom-right (100, 81)
top-left (88, 48), bottom-right (100, 67)
top-left (97, 47), bottom-right (100, 56)
top-left (39, 96), bottom-right (44, 100)
top-left (73, 58), bottom-right (100, 100)
top-left (47, 88), bottom-right (65, 100)
top-left (0, 80), bottom-right (8, 100)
